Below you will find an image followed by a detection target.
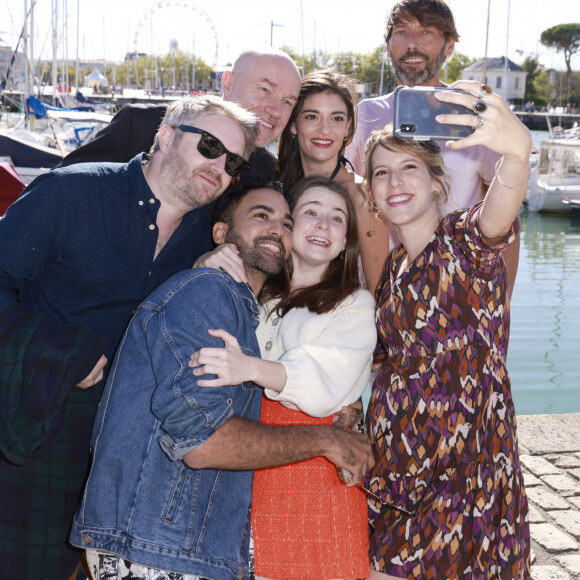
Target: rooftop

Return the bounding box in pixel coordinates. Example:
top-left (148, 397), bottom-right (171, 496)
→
top-left (463, 56), bottom-right (524, 72)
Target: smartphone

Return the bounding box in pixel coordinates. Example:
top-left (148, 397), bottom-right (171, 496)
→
top-left (392, 85), bottom-right (476, 141)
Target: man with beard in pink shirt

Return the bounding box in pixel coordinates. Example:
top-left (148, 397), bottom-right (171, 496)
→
top-left (346, 0), bottom-right (519, 295)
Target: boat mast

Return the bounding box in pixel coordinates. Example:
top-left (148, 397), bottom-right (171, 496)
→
top-left (23, 0), bottom-right (32, 127)
top-left (23, 0), bottom-right (29, 124)
top-left (52, 0), bottom-right (58, 106)
top-left (28, 0), bottom-right (35, 98)
top-left (64, 0), bottom-right (69, 92)
top-left (75, 0), bottom-right (79, 90)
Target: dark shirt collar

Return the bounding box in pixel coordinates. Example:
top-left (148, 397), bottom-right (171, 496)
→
top-left (127, 153), bottom-right (160, 220)
top-left (128, 152), bottom-right (211, 228)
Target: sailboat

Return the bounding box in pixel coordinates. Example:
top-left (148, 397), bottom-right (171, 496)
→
top-left (525, 127), bottom-right (580, 213)
top-left (0, 95), bottom-right (112, 183)
top-left (0, 0), bottom-right (112, 183)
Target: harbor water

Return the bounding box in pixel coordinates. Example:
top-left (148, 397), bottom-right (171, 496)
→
top-left (508, 130), bottom-right (580, 415)
top-left (508, 209), bottom-right (580, 415)
top-left (360, 208), bottom-right (580, 417)
top-left (362, 131), bottom-right (580, 417)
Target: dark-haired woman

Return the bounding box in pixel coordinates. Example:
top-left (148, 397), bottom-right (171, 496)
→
top-left (191, 176), bottom-right (376, 579)
top-left (278, 68), bottom-right (389, 293)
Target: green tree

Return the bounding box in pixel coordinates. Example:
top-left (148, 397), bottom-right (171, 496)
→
top-left (533, 70), bottom-right (553, 106)
top-left (279, 44), bottom-right (391, 96)
top-left (540, 23), bottom-right (580, 101)
top-left (522, 56), bottom-right (540, 101)
top-left (117, 55), bottom-right (148, 89)
top-left (441, 52), bottom-right (475, 84)
top-left (332, 51), bottom-right (364, 78)
top-left (279, 45), bottom-right (314, 75)
top-left (107, 52), bottom-right (212, 92)
top-left (356, 46), bottom-right (389, 94)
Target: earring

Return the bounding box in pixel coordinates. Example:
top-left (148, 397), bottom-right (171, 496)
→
top-left (432, 190), bottom-right (440, 200)
top-left (339, 249), bottom-right (345, 260)
top-left (343, 135), bottom-right (348, 142)
top-left (291, 132), bottom-right (296, 139)
top-left (367, 196), bottom-right (381, 237)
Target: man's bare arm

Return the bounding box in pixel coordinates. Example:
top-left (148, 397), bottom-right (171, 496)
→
top-left (183, 415), bottom-right (374, 485)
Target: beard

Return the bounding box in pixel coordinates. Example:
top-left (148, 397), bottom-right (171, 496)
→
top-left (391, 44), bottom-right (447, 86)
top-left (161, 146), bottom-right (225, 210)
top-left (225, 230), bottom-right (287, 279)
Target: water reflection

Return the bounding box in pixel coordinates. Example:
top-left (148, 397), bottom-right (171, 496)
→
top-left (509, 210), bottom-right (580, 415)
top-left (522, 212), bottom-right (580, 259)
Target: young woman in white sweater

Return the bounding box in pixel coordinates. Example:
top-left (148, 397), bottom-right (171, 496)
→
top-left (191, 176), bottom-right (376, 580)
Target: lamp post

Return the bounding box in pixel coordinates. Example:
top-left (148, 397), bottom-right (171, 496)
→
top-left (270, 21), bottom-right (283, 47)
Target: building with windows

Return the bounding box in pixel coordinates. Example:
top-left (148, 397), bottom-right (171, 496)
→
top-left (461, 57), bottom-right (527, 103)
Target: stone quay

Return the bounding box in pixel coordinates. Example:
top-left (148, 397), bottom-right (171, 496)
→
top-left (517, 413), bottom-right (580, 579)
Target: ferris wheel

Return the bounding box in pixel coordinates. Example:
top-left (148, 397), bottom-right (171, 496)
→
top-left (133, 1), bottom-right (219, 69)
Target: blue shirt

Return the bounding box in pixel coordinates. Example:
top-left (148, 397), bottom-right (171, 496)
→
top-left (70, 268), bottom-right (262, 580)
top-left (0, 154), bottom-right (213, 358)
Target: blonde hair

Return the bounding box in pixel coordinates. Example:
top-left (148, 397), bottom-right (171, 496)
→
top-left (150, 95), bottom-right (259, 160)
top-left (363, 125), bottom-right (450, 208)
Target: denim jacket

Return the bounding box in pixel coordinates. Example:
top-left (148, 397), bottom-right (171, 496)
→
top-left (70, 268), bottom-right (262, 580)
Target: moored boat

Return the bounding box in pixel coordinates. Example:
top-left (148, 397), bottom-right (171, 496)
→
top-left (525, 128), bottom-right (580, 213)
top-left (0, 158), bottom-right (26, 214)
top-left (0, 130), bottom-right (63, 177)
top-left (0, 97), bottom-right (113, 184)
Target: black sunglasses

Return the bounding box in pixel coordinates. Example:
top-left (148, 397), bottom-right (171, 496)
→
top-left (355, 429), bottom-right (437, 517)
top-left (176, 125), bottom-right (251, 178)
top-left (355, 484), bottom-right (415, 516)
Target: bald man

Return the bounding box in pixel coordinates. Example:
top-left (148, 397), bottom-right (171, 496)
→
top-left (58, 49), bottom-right (301, 186)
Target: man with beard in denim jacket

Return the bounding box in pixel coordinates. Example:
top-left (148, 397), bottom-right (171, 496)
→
top-left (70, 183), bottom-right (374, 580)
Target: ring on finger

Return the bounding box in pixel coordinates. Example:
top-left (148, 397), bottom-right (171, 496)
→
top-left (475, 116), bottom-right (484, 129)
top-left (480, 84), bottom-right (492, 97)
top-left (472, 99), bottom-right (488, 113)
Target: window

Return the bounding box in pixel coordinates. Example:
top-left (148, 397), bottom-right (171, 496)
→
top-left (515, 77), bottom-right (519, 89)
top-left (496, 76), bottom-right (502, 89)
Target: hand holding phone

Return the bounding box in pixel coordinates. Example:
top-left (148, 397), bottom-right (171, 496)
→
top-left (393, 86), bottom-right (478, 141)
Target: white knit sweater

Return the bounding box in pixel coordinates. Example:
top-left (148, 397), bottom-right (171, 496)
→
top-left (255, 288), bottom-right (377, 418)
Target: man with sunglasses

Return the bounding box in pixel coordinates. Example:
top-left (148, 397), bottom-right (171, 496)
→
top-left (0, 96), bottom-right (260, 580)
top-left (69, 182), bottom-right (374, 580)
top-left (58, 48), bottom-right (302, 186)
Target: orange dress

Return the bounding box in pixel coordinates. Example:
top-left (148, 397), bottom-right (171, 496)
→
top-left (251, 396), bottom-right (369, 580)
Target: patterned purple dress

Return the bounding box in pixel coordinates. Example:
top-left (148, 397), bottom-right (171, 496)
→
top-left (365, 204), bottom-right (531, 579)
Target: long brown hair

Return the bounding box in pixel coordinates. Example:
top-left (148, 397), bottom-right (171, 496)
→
top-left (259, 176), bottom-right (361, 316)
top-left (278, 69), bottom-right (357, 188)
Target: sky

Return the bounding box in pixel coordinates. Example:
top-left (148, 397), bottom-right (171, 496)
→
top-left (0, 0), bottom-right (577, 73)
